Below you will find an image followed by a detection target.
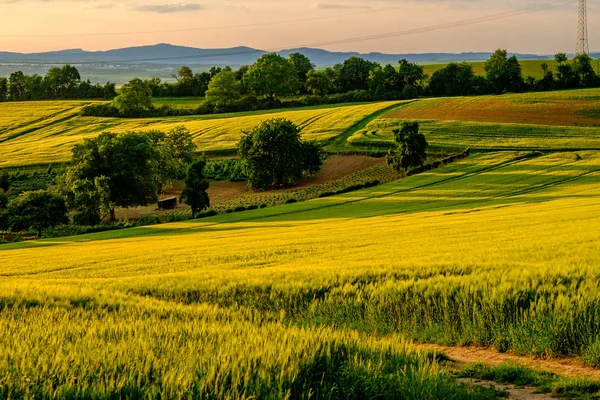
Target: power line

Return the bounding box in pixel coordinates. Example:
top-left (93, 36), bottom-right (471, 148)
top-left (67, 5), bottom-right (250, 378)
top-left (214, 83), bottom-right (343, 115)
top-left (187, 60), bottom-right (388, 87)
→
top-left (0, 0), bottom-right (450, 38)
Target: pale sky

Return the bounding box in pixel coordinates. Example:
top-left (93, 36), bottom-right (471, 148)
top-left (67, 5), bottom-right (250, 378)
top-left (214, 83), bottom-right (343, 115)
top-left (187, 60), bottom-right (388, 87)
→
top-left (0, 0), bottom-right (596, 54)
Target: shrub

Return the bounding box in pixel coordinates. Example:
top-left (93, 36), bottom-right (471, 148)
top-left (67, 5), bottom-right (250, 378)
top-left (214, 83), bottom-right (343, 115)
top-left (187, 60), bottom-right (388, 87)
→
top-left (137, 215), bottom-right (161, 226)
top-left (285, 198), bottom-right (298, 204)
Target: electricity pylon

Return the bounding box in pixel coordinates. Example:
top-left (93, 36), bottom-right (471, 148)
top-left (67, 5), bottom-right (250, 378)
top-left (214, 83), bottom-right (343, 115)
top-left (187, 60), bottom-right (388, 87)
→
top-left (576, 0), bottom-right (590, 55)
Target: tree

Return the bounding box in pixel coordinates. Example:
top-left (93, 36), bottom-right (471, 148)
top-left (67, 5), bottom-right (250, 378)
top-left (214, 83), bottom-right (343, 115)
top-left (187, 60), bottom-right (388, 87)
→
top-left (0, 193), bottom-right (9, 231)
top-left (64, 132), bottom-right (160, 221)
top-left (536, 62), bottom-right (555, 91)
top-left (64, 175), bottom-right (112, 226)
top-left (7, 190), bottom-right (68, 237)
top-left (0, 77), bottom-right (7, 102)
top-left (0, 171), bottom-right (9, 193)
top-left (398, 59), bottom-right (426, 88)
top-left (429, 62), bottom-right (477, 96)
top-left (305, 69), bottom-right (335, 96)
top-left (289, 53), bottom-right (315, 88)
top-left (45, 65), bottom-right (80, 98)
top-left (205, 69), bottom-right (242, 105)
top-left (147, 126), bottom-right (197, 193)
top-left (113, 78), bottom-right (153, 116)
top-left (573, 53), bottom-right (599, 87)
top-left (555, 54), bottom-right (578, 89)
top-left (386, 122), bottom-right (428, 174)
top-left (245, 54), bottom-right (299, 100)
top-left (306, 69), bottom-right (334, 96)
top-left (555, 53), bottom-right (568, 64)
top-left (238, 119), bottom-right (322, 190)
top-left (484, 50), bottom-right (523, 94)
top-left (8, 71), bottom-right (27, 101)
top-left (338, 57), bottom-right (377, 92)
top-left (181, 160), bottom-right (210, 218)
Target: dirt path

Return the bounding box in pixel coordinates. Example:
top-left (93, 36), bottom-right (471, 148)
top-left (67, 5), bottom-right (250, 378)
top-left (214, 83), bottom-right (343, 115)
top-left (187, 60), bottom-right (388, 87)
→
top-left (458, 378), bottom-right (552, 400)
top-left (415, 344), bottom-right (600, 379)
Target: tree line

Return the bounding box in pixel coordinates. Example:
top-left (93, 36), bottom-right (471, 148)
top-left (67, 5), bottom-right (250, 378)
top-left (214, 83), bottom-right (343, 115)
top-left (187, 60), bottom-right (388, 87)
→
top-left (0, 65), bottom-right (117, 101)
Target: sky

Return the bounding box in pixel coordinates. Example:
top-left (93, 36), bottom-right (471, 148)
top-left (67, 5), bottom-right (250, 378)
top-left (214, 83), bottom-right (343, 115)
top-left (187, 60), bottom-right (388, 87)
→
top-left (0, 0), bottom-right (596, 54)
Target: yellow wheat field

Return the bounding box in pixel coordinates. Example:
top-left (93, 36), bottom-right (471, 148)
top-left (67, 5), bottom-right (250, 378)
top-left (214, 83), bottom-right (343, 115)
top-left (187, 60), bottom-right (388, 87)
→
top-left (0, 101), bottom-right (401, 168)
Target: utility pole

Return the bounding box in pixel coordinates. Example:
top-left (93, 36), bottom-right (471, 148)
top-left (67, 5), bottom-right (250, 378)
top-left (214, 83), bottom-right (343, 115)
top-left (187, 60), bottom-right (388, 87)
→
top-left (576, 0), bottom-right (590, 55)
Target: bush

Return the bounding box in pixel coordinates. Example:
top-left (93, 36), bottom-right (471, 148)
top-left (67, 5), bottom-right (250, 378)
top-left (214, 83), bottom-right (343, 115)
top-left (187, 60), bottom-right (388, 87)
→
top-left (11, 237), bottom-right (24, 243)
top-left (233, 206), bottom-right (246, 213)
top-left (137, 215), bottom-right (161, 226)
top-left (260, 204), bottom-right (268, 209)
top-left (246, 205), bottom-right (259, 211)
top-left (285, 198), bottom-right (298, 204)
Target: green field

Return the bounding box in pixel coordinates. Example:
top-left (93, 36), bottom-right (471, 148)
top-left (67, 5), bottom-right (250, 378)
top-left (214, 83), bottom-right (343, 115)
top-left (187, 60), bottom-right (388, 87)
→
top-left (2, 150), bottom-right (600, 396)
top-left (0, 101), bottom-right (401, 168)
top-left (4, 89), bottom-right (600, 169)
top-left (348, 89), bottom-right (600, 151)
top-left (422, 59), bottom-right (563, 79)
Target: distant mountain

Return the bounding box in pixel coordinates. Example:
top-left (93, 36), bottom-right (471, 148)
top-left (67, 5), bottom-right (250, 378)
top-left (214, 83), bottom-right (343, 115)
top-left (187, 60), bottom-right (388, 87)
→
top-left (0, 43), bottom-right (557, 67)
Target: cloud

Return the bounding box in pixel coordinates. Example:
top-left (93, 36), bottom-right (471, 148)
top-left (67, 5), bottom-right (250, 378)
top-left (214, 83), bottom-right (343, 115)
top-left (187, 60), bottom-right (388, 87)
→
top-left (313, 2), bottom-right (371, 10)
top-left (131, 2), bottom-right (203, 13)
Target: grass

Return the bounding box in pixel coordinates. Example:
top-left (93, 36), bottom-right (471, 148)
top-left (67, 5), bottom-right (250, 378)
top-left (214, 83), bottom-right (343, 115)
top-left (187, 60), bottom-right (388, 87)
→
top-left (0, 100), bottom-right (402, 169)
top-left (422, 60), bottom-right (569, 79)
top-left (347, 89), bottom-right (600, 151)
top-left (458, 362), bottom-right (600, 398)
top-left (2, 151), bottom-right (600, 396)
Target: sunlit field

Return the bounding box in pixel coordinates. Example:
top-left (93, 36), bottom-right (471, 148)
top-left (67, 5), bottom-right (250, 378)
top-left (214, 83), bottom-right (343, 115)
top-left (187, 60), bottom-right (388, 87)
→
top-left (348, 89), bottom-right (600, 151)
top-left (0, 101), bottom-right (401, 168)
top-left (2, 150), bottom-right (600, 397)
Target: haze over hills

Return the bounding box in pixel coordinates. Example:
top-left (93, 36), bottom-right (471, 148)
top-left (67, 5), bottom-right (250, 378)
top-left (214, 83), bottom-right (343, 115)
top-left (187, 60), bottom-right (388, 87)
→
top-left (0, 43), bottom-right (562, 66)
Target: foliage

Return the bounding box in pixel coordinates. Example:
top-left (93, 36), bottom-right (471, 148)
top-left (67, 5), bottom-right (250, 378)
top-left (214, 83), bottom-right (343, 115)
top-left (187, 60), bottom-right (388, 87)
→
top-left (0, 171), bottom-right (9, 193)
top-left (288, 52), bottom-right (315, 87)
top-left (387, 122), bottom-right (428, 173)
top-left (113, 78), bottom-right (153, 116)
top-left (64, 131), bottom-right (160, 220)
top-left (180, 159), bottom-right (211, 218)
top-left (245, 53), bottom-right (300, 100)
top-left (146, 126), bottom-right (197, 192)
top-left (205, 69), bottom-right (242, 106)
top-left (429, 62), bottom-right (483, 96)
top-left (238, 118), bottom-right (322, 190)
top-left (484, 49), bottom-right (523, 94)
top-left (7, 189), bottom-right (68, 236)
top-left (0, 65), bottom-right (114, 102)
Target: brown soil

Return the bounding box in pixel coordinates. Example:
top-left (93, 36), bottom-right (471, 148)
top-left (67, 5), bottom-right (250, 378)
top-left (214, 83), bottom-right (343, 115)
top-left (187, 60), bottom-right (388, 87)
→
top-left (114, 155), bottom-right (385, 220)
top-left (416, 344), bottom-right (600, 379)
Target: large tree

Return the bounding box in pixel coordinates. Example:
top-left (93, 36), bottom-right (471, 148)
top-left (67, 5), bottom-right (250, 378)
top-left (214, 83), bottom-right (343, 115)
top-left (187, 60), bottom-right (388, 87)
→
top-left (64, 132), bottom-right (160, 221)
top-left (8, 71), bottom-right (26, 101)
top-left (181, 160), bottom-right (211, 218)
top-left (245, 54), bottom-right (299, 100)
top-left (398, 59), bottom-right (426, 88)
top-left (305, 69), bottom-right (335, 96)
top-left (572, 53), bottom-right (599, 87)
top-left (238, 119), bottom-right (322, 190)
top-left (338, 57), bottom-right (377, 92)
top-left (429, 62), bottom-right (478, 96)
top-left (387, 122), bottom-right (428, 174)
top-left (484, 49), bottom-right (523, 94)
top-left (7, 190), bottom-right (68, 237)
top-left (147, 126), bottom-right (197, 193)
top-left (288, 53), bottom-right (315, 88)
top-left (205, 69), bottom-right (242, 105)
top-left (113, 78), bottom-right (153, 115)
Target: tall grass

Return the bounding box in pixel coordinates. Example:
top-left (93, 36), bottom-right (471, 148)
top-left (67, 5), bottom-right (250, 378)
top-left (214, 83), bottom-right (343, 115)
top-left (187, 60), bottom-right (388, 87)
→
top-left (1, 151), bottom-right (600, 396)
